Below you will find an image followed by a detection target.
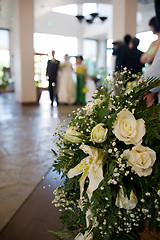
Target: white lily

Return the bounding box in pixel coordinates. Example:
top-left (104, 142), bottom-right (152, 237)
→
top-left (75, 231), bottom-right (93, 240)
top-left (86, 208), bottom-right (98, 228)
top-left (115, 186), bottom-right (138, 210)
top-left (64, 126), bottom-right (83, 144)
top-left (68, 144), bottom-right (106, 199)
top-left (86, 208), bottom-right (93, 228)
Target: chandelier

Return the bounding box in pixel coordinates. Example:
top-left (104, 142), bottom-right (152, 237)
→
top-left (75, 12), bottom-right (108, 24)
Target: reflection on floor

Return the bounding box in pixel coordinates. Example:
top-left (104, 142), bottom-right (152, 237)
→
top-left (0, 91), bottom-right (78, 231)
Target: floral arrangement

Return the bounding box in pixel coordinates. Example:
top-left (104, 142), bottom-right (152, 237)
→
top-left (51, 72), bottom-right (160, 240)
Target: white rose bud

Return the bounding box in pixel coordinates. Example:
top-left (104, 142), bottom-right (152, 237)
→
top-left (91, 123), bottom-right (108, 143)
top-left (64, 126), bottom-right (83, 144)
top-left (115, 187), bottom-right (138, 210)
top-left (113, 109), bottom-right (145, 145)
top-left (123, 145), bottom-right (156, 177)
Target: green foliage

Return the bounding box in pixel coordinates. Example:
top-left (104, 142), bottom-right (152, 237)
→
top-left (48, 230), bottom-right (75, 239)
top-left (0, 68), bottom-right (10, 89)
top-left (35, 80), bottom-right (42, 88)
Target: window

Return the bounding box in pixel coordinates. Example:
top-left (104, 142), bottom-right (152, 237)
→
top-left (52, 4), bottom-right (77, 16)
top-left (52, 3), bottom-right (98, 16)
top-left (34, 33), bottom-right (78, 60)
top-left (106, 39), bottom-right (113, 75)
top-left (0, 29), bottom-right (10, 68)
top-left (0, 29), bottom-right (10, 87)
top-left (83, 39), bottom-right (97, 76)
top-left (136, 31), bottom-right (158, 52)
top-left (34, 33), bottom-right (78, 87)
top-left (83, 3), bottom-right (97, 16)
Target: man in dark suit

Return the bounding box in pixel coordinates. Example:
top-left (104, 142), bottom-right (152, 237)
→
top-left (123, 37), bottom-right (144, 75)
top-left (46, 50), bottom-right (60, 105)
top-left (122, 37), bottom-right (144, 88)
top-left (112, 34), bottom-right (131, 71)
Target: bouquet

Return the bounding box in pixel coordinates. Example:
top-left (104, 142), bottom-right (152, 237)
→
top-left (51, 71), bottom-right (160, 240)
top-left (82, 87), bottom-right (89, 94)
top-left (60, 63), bottom-right (67, 68)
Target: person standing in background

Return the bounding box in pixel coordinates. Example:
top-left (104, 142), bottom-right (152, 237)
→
top-left (123, 37), bottom-right (144, 75)
top-left (122, 37), bottom-right (144, 92)
top-left (76, 56), bottom-right (87, 105)
top-left (144, 0), bottom-right (160, 106)
top-left (112, 34), bottom-right (132, 71)
top-left (112, 35), bottom-right (131, 95)
top-left (140, 16), bottom-right (160, 66)
top-left (46, 50), bottom-right (60, 105)
top-left (58, 54), bottom-right (75, 105)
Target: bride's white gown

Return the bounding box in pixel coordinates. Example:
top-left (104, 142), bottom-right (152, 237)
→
top-left (58, 62), bottom-right (75, 104)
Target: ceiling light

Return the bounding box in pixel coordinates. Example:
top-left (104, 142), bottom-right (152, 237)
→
top-left (75, 15), bottom-right (84, 22)
top-left (76, 12), bottom-right (108, 24)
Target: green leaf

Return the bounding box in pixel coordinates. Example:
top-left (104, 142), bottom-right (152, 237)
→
top-left (51, 148), bottom-right (58, 156)
top-left (48, 230), bottom-right (75, 239)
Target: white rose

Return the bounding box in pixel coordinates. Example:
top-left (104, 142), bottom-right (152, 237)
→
top-left (123, 145), bottom-right (156, 177)
top-left (113, 109), bottom-right (145, 145)
top-left (64, 127), bottom-right (83, 144)
top-left (91, 123), bottom-right (108, 143)
top-left (115, 187), bottom-right (138, 210)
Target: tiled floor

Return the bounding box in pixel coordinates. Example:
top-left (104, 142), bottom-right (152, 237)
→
top-left (0, 91), bottom-right (78, 231)
top-left (0, 168), bottom-right (63, 240)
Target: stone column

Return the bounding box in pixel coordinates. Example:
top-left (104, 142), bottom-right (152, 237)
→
top-left (10, 0), bottom-right (36, 103)
top-left (113, 0), bottom-right (138, 41)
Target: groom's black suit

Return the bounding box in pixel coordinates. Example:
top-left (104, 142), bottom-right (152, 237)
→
top-left (46, 59), bottom-right (60, 104)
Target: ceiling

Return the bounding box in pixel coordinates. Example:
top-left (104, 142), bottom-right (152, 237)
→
top-left (34, 0), bottom-right (112, 18)
top-left (34, 0), bottom-right (154, 18)
top-left (34, 0), bottom-right (155, 40)
top-left (0, 0), bottom-right (155, 40)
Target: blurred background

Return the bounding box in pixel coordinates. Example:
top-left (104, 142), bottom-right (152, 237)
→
top-left (0, 0), bottom-right (156, 98)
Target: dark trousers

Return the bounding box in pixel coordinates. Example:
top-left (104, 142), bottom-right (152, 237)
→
top-left (48, 80), bottom-right (58, 103)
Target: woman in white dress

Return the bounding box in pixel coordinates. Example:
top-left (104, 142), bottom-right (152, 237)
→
top-left (58, 54), bottom-right (75, 104)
